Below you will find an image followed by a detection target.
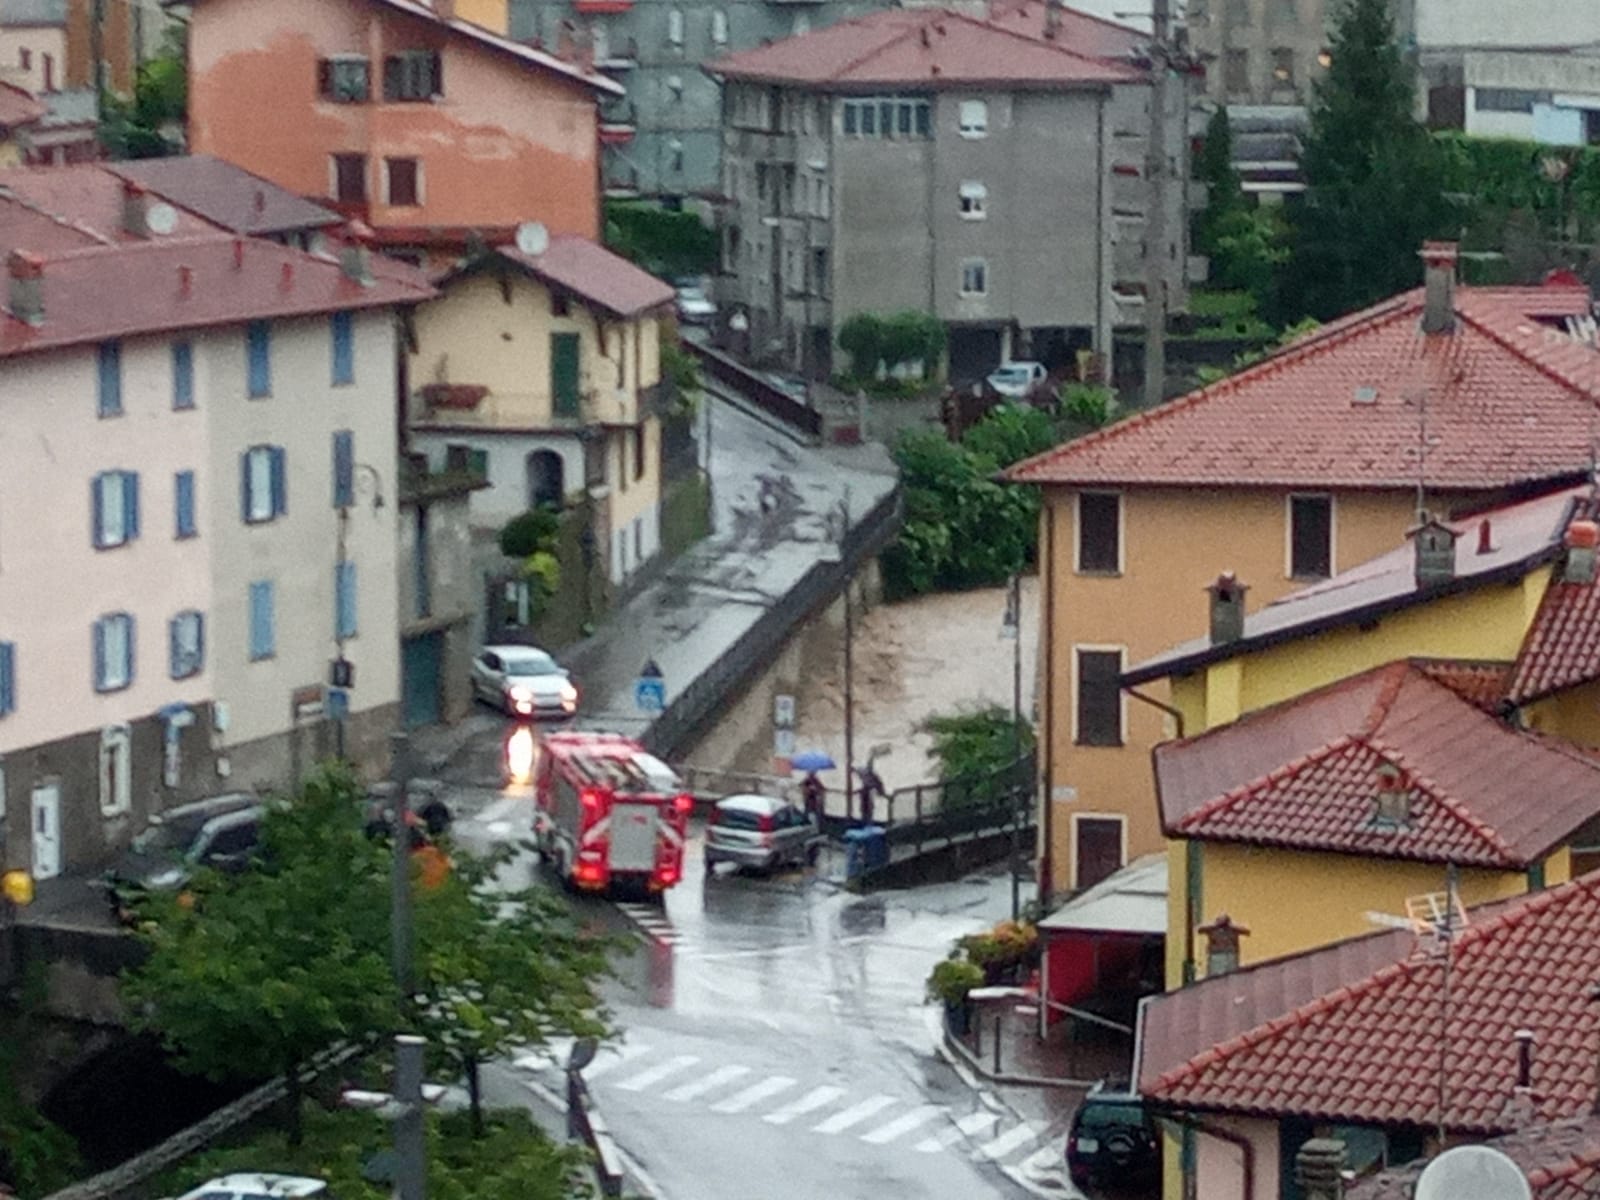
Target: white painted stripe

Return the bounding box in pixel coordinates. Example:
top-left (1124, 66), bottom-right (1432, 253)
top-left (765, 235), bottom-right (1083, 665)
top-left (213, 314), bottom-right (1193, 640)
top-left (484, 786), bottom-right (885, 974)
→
top-left (916, 1110), bottom-right (998, 1152)
top-left (977, 1122), bottom-right (1043, 1160)
top-left (664, 1064), bottom-right (751, 1102)
top-left (812, 1094), bottom-right (898, 1134)
top-left (762, 1085), bottom-right (846, 1125)
top-left (708, 1075), bottom-right (796, 1113)
top-left (861, 1105), bottom-right (944, 1145)
top-left (616, 1054), bottom-right (700, 1092)
top-left (577, 1041), bottom-right (651, 1081)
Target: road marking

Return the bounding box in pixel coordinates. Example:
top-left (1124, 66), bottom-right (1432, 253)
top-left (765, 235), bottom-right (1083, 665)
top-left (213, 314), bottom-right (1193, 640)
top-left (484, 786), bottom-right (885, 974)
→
top-left (708, 1075), bottom-right (796, 1113)
top-left (860, 1105), bottom-right (944, 1145)
top-left (812, 1094), bottom-right (898, 1134)
top-left (580, 1042), bottom-right (653, 1081)
top-left (762, 1085), bottom-right (845, 1125)
top-left (916, 1110), bottom-right (999, 1152)
top-left (664, 1064), bottom-right (751, 1102)
top-left (616, 903), bottom-right (685, 945)
top-left (978, 1121), bottom-right (1044, 1160)
top-left (616, 1054), bottom-right (700, 1092)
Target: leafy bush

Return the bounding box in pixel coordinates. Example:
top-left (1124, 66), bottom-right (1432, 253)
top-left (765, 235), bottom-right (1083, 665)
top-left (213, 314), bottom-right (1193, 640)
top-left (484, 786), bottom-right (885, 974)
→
top-left (925, 956), bottom-right (985, 1005)
top-left (961, 403), bottom-right (1058, 466)
top-left (1058, 383), bottom-right (1119, 429)
top-left (836, 310), bottom-right (946, 381)
top-left (922, 705), bottom-right (1035, 785)
top-left (838, 313), bottom-right (885, 378)
top-left (499, 507), bottom-right (561, 559)
top-left (660, 341), bottom-right (701, 416)
top-left (958, 920), bottom-right (1039, 969)
top-left (603, 202), bottom-right (717, 280)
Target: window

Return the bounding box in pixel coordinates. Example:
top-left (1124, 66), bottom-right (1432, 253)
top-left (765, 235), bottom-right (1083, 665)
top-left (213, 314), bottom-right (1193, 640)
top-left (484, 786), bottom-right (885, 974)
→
top-left (385, 156), bottom-right (421, 206)
top-left (97, 340), bottom-right (122, 417)
top-left (242, 445), bottom-right (287, 524)
top-left (332, 153), bottom-right (367, 204)
top-left (319, 55), bottom-right (370, 102)
top-left (669, 138), bottom-right (684, 173)
top-left (1224, 48), bottom-right (1250, 95)
top-left (414, 507), bottom-right (431, 620)
top-left (174, 470), bottom-right (196, 539)
top-left (169, 610), bottom-right (204, 679)
top-left (331, 311), bottom-right (354, 385)
top-left (246, 320), bottom-right (271, 397)
top-left (959, 180), bottom-right (987, 219)
top-left (0, 639), bottom-right (14, 717)
top-left (383, 50), bottom-right (441, 101)
top-left (840, 95), bottom-right (931, 140)
top-left (93, 613), bottom-right (134, 692)
top-left (91, 470), bottom-right (139, 549)
top-left (335, 560), bottom-right (358, 639)
top-left (667, 7), bottom-right (684, 45)
top-left (1075, 648), bottom-right (1124, 747)
top-left (332, 430), bottom-right (354, 508)
top-left (1271, 47), bottom-right (1295, 86)
top-left (1289, 494), bottom-right (1333, 579)
top-left (99, 723), bottom-right (131, 817)
top-left (445, 443), bottom-right (488, 477)
top-left (1076, 492), bottom-right (1121, 573)
top-left (18, 48), bottom-right (29, 70)
top-left (1474, 88), bottom-right (1548, 113)
top-left (172, 340), bottom-right (194, 409)
top-left (248, 581), bottom-right (275, 661)
top-left (711, 9), bottom-right (728, 44)
top-left (959, 258), bottom-right (988, 296)
top-left (958, 99), bottom-right (988, 137)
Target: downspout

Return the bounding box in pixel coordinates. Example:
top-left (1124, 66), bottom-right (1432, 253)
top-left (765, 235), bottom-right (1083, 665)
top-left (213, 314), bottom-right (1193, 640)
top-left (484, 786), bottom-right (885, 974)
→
top-left (1126, 685), bottom-right (1184, 738)
top-left (1095, 89), bottom-right (1107, 363)
top-left (1155, 1109), bottom-right (1256, 1200)
top-left (1127, 684), bottom-right (1193, 980)
top-left (1040, 497), bottom-right (1057, 909)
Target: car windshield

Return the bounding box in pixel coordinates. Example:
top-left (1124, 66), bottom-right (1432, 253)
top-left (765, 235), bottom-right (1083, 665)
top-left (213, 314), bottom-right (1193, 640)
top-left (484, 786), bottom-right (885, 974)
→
top-left (132, 814), bottom-right (209, 855)
top-left (993, 366), bottom-right (1029, 381)
top-left (503, 652), bottom-right (558, 677)
top-left (715, 805), bottom-right (767, 830)
top-left (1079, 1101), bottom-right (1149, 1129)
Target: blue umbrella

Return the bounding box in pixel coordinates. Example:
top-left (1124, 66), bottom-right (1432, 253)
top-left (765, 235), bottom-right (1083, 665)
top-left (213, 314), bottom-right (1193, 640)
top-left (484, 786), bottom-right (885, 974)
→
top-left (790, 750), bottom-right (836, 772)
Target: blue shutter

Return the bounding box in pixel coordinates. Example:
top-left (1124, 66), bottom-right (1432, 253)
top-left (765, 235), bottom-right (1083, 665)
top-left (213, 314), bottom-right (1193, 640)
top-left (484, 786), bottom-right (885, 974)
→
top-left (97, 341), bottom-right (122, 417)
top-left (193, 612), bottom-right (206, 673)
top-left (247, 321), bottom-right (272, 398)
top-left (249, 581), bottom-right (275, 660)
top-left (333, 430), bottom-right (354, 509)
top-left (270, 446), bottom-right (287, 516)
top-left (336, 560), bottom-right (358, 639)
top-left (168, 614), bottom-right (180, 679)
top-left (175, 470), bottom-right (195, 538)
top-left (331, 311), bottom-right (355, 385)
top-left (172, 341), bottom-right (195, 410)
top-left (91, 473), bottom-right (104, 547)
top-left (123, 613), bottom-right (136, 685)
top-left (0, 640), bottom-right (14, 716)
top-left (92, 618), bottom-right (105, 690)
top-left (123, 471), bottom-right (139, 540)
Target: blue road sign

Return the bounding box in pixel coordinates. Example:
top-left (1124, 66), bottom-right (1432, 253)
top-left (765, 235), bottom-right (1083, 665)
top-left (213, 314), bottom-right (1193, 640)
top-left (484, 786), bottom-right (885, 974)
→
top-left (327, 687), bottom-right (350, 720)
top-left (634, 676), bottom-right (666, 713)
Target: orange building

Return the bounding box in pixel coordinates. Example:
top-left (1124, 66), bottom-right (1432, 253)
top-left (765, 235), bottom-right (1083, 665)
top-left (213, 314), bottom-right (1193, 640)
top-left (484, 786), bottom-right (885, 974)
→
top-left (186, 0), bottom-right (622, 266)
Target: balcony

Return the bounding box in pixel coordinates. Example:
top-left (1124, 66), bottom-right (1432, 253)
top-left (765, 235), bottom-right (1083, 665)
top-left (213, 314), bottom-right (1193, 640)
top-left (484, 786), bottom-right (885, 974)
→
top-left (732, 129), bottom-right (796, 162)
top-left (575, 0), bottom-right (633, 12)
top-left (596, 35), bottom-right (638, 69)
top-left (604, 160), bottom-right (641, 197)
top-left (412, 384), bottom-right (653, 431)
top-left (600, 99), bottom-right (636, 144)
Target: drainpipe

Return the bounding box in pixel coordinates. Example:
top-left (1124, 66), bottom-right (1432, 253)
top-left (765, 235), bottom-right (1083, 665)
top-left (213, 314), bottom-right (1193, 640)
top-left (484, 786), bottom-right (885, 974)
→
top-left (1040, 499), bottom-right (1057, 909)
top-left (1155, 1109), bottom-right (1255, 1200)
top-left (1126, 686), bottom-right (1184, 738)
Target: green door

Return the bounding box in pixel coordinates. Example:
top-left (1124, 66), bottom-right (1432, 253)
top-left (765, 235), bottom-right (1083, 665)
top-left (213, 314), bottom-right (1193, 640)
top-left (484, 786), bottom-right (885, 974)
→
top-left (551, 333), bottom-right (580, 418)
top-left (401, 632), bottom-right (443, 728)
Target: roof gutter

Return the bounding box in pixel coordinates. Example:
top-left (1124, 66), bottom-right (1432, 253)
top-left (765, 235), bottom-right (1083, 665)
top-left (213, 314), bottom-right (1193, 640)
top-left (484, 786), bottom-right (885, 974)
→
top-left (1126, 686), bottom-right (1183, 738)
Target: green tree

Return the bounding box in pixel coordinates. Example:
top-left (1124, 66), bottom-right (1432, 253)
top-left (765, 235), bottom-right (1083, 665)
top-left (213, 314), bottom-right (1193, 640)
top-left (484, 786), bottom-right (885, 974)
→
top-left (602, 202), bottom-right (717, 279)
top-left (1285, 0), bottom-right (1448, 320)
top-left (99, 20), bottom-right (187, 159)
top-left (122, 767), bottom-right (396, 1144)
top-left (921, 705), bottom-right (1036, 806)
top-left (960, 403), bottom-right (1058, 471)
top-left (837, 313), bottom-right (885, 378)
top-left (499, 507), bottom-right (563, 620)
top-left (1193, 106), bottom-right (1244, 255)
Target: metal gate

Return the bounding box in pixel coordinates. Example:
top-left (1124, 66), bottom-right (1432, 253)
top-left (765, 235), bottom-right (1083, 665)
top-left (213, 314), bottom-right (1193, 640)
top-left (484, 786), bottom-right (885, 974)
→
top-left (401, 632), bottom-right (443, 728)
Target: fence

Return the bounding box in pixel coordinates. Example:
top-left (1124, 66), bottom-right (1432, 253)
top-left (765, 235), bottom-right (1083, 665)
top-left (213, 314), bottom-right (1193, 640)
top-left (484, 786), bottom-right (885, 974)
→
top-left (566, 1069), bottom-right (625, 1198)
top-left (683, 341), bottom-right (822, 438)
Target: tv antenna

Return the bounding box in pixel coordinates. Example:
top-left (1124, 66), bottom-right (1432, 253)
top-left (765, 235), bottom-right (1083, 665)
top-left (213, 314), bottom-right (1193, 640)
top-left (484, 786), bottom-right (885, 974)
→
top-left (1413, 1145), bottom-right (1531, 1200)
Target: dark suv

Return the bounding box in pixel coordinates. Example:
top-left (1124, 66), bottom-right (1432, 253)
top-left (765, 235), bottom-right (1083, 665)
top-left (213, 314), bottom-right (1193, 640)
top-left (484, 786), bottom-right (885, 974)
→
top-left (1065, 1083), bottom-right (1161, 1195)
top-left (104, 793), bottom-right (264, 922)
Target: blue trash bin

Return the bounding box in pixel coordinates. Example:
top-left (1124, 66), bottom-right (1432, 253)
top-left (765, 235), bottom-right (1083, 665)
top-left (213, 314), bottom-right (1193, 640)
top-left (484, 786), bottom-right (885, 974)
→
top-left (861, 825), bottom-right (888, 871)
top-left (843, 828), bottom-right (870, 880)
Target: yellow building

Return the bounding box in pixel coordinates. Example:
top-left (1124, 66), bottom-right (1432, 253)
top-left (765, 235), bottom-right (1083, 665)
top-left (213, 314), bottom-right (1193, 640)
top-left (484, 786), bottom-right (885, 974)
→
top-left (1005, 245), bottom-right (1600, 897)
top-left (406, 236), bottom-right (675, 595)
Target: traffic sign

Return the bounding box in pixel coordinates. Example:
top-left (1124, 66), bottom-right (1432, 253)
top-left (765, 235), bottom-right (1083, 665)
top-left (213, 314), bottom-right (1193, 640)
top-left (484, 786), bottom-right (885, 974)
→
top-left (773, 727), bottom-right (796, 758)
top-left (635, 676), bottom-right (666, 713)
top-left (774, 694), bottom-right (796, 727)
top-left (327, 687), bottom-right (351, 720)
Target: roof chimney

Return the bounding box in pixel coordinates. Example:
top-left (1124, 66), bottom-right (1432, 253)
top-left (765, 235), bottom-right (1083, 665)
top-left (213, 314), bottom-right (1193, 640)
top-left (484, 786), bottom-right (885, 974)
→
top-left (1295, 1139), bottom-right (1346, 1200)
top-left (1497, 1028), bottom-right (1539, 1128)
top-left (254, 188), bottom-right (266, 214)
top-left (1371, 761), bottom-right (1411, 829)
top-left (1477, 518), bottom-right (1493, 555)
top-left (1198, 914), bottom-right (1248, 977)
top-left (1411, 513), bottom-right (1458, 589)
top-left (177, 264), bottom-right (192, 297)
top-left (1044, 0), bottom-right (1063, 40)
top-left (8, 249), bottom-right (43, 325)
top-left (1564, 518), bottom-right (1599, 584)
top-left (341, 220), bottom-right (375, 287)
top-left (1207, 572), bottom-right (1248, 645)
top-left (122, 178), bottom-right (149, 239)
top-left (1420, 241), bottom-right (1458, 335)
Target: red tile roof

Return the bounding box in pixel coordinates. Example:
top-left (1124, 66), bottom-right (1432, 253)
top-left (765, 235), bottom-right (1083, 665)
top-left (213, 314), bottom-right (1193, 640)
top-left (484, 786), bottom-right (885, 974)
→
top-left (0, 81), bottom-right (45, 130)
top-left (1007, 284), bottom-right (1600, 490)
top-left (1412, 658), bottom-right (1513, 709)
top-left (0, 236), bottom-right (434, 356)
top-left (705, 7), bottom-right (1146, 89)
top-left (480, 235), bottom-right (673, 318)
top-left (1154, 663), bottom-right (1600, 868)
top-left (106, 157), bottom-right (341, 237)
top-left (1350, 1114), bottom-right (1600, 1200)
top-left (1508, 508), bottom-right (1600, 704)
top-left (985, 0), bottom-right (1147, 57)
top-left (0, 165), bottom-right (220, 246)
top-left (1141, 871), bottom-right (1600, 1132)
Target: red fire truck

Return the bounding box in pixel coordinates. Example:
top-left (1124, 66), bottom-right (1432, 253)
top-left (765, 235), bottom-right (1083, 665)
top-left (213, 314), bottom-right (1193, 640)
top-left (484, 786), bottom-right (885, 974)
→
top-left (532, 730), bottom-right (693, 896)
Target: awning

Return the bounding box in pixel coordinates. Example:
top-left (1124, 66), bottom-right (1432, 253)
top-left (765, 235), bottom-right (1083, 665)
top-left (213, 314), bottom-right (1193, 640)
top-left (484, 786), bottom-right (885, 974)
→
top-left (1039, 853), bottom-right (1167, 937)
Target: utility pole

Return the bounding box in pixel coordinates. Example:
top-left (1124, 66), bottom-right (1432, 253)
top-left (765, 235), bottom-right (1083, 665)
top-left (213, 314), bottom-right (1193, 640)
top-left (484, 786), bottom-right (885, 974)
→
top-left (1142, 0), bottom-right (1173, 410)
top-left (393, 1035), bottom-right (428, 1200)
top-left (388, 732), bottom-right (414, 994)
top-left (837, 489), bottom-right (854, 821)
top-left (1005, 574), bottom-right (1022, 921)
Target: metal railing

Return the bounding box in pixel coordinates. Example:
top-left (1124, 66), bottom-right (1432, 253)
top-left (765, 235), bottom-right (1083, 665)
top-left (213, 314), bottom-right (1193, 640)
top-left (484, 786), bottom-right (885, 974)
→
top-left (567, 1069), bottom-right (625, 1198)
top-left (683, 341), bottom-right (823, 438)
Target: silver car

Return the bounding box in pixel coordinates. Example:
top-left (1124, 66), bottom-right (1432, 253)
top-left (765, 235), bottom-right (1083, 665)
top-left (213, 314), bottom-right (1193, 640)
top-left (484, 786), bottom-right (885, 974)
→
top-left (704, 794), bottom-right (824, 875)
top-left (471, 644), bottom-right (578, 719)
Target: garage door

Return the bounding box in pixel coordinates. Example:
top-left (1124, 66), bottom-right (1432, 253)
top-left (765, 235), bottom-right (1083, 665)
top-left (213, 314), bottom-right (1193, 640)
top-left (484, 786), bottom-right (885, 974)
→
top-left (401, 632), bottom-right (443, 728)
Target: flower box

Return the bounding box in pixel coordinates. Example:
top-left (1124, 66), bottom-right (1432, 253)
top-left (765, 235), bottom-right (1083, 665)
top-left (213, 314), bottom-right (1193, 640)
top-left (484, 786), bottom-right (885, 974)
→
top-left (421, 383), bottom-right (489, 411)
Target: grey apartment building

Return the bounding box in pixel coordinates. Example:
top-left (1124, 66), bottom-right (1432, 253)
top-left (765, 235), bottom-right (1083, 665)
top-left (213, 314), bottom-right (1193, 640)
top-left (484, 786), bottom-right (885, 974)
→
top-left (706, 1), bottom-right (1190, 378)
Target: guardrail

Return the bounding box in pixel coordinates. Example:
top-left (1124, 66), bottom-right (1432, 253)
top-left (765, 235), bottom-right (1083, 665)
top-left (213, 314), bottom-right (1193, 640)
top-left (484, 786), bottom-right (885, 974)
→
top-left (683, 341), bottom-right (822, 439)
top-left (567, 1069), bottom-right (625, 1198)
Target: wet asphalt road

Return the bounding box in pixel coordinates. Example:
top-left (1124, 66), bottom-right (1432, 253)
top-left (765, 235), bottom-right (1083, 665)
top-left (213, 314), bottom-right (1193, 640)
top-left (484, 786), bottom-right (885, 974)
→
top-left (447, 782), bottom-right (1071, 1200)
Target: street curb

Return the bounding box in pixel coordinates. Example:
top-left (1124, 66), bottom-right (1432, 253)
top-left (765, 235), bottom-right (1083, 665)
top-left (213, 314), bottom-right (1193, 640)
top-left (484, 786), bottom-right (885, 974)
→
top-left (516, 1070), bottom-right (665, 1200)
top-left (930, 1006), bottom-right (1094, 1091)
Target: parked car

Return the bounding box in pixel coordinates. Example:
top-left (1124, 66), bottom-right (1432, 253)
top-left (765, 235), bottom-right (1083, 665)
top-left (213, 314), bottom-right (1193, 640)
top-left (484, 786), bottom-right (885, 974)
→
top-left (704, 794), bottom-right (824, 875)
top-left (985, 360), bottom-right (1048, 399)
top-left (472, 644), bottom-right (579, 719)
top-left (104, 794), bottom-right (265, 921)
top-left (1064, 1083), bottom-right (1162, 1195)
top-left (675, 284), bottom-right (717, 326)
top-left (169, 1175), bottom-right (328, 1200)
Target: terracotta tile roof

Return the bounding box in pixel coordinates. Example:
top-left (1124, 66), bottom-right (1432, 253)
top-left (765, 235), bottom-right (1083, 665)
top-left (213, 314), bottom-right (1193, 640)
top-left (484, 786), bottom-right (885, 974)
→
top-left (1154, 663), bottom-right (1600, 868)
top-left (1350, 1114), bottom-right (1600, 1200)
top-left (0, 165), bottom-right (220, 247)
top-left (0, 236), bottom-right (434, 357)
top-left (984, 0), bottom-right (1147, 57)
top-left (1411, 658), bottom-right (1513, 708)
top-left (106, 157), bottom-right (341, 237)
top-left (704, 7), bottom-right (1146, 89)
top-left (1125, 484), bottom-right (1585, 686)
top-left (1141, 872), bottom-right (1600, 1132)
top-left (1006, 285), bottom-right (1600, 490)
top-left (486, 235), bottom-right (673, 318)
top-left (0, 81), bottom-right (44, 129)
top-left (1508, 503), bottom-right (1600, 704)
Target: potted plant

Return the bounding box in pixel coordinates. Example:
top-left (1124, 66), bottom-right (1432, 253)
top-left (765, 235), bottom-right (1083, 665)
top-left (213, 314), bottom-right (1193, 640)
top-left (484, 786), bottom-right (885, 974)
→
top-left (926, 956), bottom-right (984, 1036)
top-left (959, 920), bottom-right (1039, 985)
top-left (421, 382), bottom-right (489, 411)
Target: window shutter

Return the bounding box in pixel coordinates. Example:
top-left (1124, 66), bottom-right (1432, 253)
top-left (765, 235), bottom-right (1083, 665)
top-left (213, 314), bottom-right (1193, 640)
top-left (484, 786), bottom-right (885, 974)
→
top-left (247, 321), bottom-right (271, 397)
top-left (383, 55), bottom-right (402, 101)
top-left (123, 471), bottom-right (139, 540)
top-left (91, 473), bottom-right (104, 547)
top-left (240, 451), bottom-right (251, 522)
top-left (175, 471), bottom-right (194, 537)
top-left (333, 430), bottom-right (354, 508)
top-left (92, 618), bottom-right (105, 690)
top-left (172, 341), bottom-right (194, 409)
top-left (194, 612), bottom-right (206, 673)
top-left (124, 614), bottom-right (135, 684)
top-left (250, 582), bottom-right (274, 659)
top-left (0, 640), bottom-right (14, 715)
top-left (168, 615), bottom-right (180, 679)
top-left (97, 342), bottom-right (122, 416)
top-left (318, 57), bottom-right (333, 98)
top-left (270, 446), bottom-right (287, 516)
top-left (331, 311), bottom-right (354, 385)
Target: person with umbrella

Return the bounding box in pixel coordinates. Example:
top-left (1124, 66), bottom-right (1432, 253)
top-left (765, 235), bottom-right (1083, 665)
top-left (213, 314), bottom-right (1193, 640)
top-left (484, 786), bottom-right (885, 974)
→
top-left (791, 750), bottom-right (834, 824)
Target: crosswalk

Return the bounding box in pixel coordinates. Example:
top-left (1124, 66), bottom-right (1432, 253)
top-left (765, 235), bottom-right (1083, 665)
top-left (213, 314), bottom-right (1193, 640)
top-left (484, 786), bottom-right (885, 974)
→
top-left (511, 1038), bottom-right (1064, 1172)
top-left (615, 901), bottom-right (687, 949)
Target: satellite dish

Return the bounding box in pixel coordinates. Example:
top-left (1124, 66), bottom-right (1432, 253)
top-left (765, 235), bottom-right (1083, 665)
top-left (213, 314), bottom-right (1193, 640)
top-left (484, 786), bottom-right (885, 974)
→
top-left (1414, 1146), bottom-right (1532, 1200)
top-left (514, 221), bottom-right (549, 257)
top-left (146, 202), bottom-right (179, 236)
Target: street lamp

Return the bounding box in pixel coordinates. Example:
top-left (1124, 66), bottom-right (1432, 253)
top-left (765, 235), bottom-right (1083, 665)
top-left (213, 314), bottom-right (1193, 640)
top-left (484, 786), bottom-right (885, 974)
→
top-left (341, 1034), bottom-right (437, 1200)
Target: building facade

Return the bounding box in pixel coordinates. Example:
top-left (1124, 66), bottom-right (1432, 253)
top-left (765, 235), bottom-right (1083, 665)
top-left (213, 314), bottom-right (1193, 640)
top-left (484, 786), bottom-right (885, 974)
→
top-left (397, 461), bottom-right (485, 728)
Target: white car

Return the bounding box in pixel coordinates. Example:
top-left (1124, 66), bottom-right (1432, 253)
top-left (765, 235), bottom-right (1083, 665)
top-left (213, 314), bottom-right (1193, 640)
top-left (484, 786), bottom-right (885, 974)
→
top-left (171, 1175), bottom-right (327, 1200)
top-left (986, 361), bottom-right (1048, 398)
top-left (675, 285), bottom-right (717, 325)
top-left (471, 644), bottom-right (579, 719)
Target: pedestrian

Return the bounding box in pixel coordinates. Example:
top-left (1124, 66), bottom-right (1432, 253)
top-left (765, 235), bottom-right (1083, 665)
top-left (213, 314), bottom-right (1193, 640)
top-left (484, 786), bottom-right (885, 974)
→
top-left (857, 765), bottom-right (883, 828)
top-left (802, 771), bottom-right (825, 823)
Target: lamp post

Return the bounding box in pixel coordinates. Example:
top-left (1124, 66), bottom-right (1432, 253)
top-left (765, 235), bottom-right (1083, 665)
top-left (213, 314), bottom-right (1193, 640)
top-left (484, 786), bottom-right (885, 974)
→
top-left (1004, 574), bottom-right (1023, 921)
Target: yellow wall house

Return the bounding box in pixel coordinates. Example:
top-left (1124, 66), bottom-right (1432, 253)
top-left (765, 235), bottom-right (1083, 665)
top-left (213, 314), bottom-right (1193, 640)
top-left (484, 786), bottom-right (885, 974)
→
top-left (1003, 243), bottom-right (1600, 898)
top-left (406, 236), bottom-right (674, 593)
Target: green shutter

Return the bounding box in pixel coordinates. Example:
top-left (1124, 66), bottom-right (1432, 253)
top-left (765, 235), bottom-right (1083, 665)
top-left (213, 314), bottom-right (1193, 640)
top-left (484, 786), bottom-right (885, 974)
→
top-left (551, 333), bottom-right (581, 418)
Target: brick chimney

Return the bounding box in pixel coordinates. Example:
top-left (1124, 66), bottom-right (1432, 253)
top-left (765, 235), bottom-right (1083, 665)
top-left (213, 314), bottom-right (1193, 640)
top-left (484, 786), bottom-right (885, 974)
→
top-left (8, 249), bottom-right (44, 325)
top-left (1198, 914), bottom-right (1249, 976)
top-left (1412, 513), bottom-right (1458, 589)
top-left (1207, 572), bottom-right (1247, 645)
top-left (1420, 241), bottom-right (1458, 335)
top-left (1295, 1139), bottom-right (1346, 1200)
top-left (1372, 761), bottom-right (1410, 828)
top-left (1043, 0), bottom-right (1063, 39)
top-left (340, 220), bottom-right (375, 287)
top-left (1563, 518), bottom-right (1599, 584)
top-left (122, 178), bottom-right (150, 239)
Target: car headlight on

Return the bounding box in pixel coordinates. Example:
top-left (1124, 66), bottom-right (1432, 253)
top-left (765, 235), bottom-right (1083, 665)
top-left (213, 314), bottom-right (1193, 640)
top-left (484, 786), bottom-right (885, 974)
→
top-left (509, 685), bottom-right (534, 703)
top-left (560, 681), bottom-right (578, 704)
